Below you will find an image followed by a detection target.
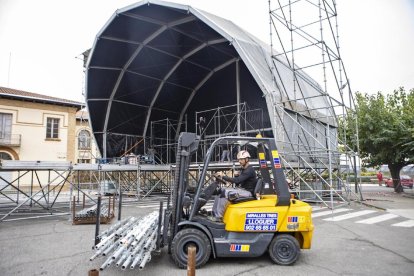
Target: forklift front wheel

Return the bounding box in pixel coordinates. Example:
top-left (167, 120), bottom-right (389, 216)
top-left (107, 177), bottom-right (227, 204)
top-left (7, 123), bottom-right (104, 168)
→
top-left (171, 228), bottom-right (211, 269)
top-left (268, 234), bottom-right (300, 265)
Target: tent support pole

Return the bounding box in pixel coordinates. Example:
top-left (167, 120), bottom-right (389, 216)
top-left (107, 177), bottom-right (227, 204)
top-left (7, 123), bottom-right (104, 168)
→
top-left (236, 59), bottom-right (241, 136)
top-left (103, 133), bottom-right (107, 159)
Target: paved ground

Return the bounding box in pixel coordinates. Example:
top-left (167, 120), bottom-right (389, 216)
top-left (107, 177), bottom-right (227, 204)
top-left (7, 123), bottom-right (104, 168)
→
top-left (1, 186), bottom-right (413, 276)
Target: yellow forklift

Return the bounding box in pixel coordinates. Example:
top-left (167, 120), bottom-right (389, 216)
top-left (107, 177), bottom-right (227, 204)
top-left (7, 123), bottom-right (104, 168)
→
top-left (162, 133), bottom-right (314, 268)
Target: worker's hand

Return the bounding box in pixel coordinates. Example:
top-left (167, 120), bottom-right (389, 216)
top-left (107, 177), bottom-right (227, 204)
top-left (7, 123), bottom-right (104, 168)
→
top-left (214, 172), bottom-right (223, 178)
top-left (234, 171), bottom-right (240, 177)
top-left (214, 172), bottom-right (228, 185)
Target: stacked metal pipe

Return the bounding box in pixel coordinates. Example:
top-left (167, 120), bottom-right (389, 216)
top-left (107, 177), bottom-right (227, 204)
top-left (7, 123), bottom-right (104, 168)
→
top-left (90, 211), bottom-right (160, 271)
top-left (75, 204), bottom-right (110, 219)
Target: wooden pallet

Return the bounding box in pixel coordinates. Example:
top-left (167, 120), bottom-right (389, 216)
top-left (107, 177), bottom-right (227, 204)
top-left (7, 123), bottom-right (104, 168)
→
top-left (71, 195), bottom-right (116, 225)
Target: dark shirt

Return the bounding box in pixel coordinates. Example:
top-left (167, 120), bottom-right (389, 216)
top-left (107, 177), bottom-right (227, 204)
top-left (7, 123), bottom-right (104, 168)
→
top-left (222, 164), bottom-right (257, 195)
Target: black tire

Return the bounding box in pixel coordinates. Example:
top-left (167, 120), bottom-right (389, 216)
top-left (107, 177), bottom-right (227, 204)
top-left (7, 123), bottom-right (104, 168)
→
top-left (171, 228), bottom-right (211, 269)
top-left (268, 234), bottom-right (300, 265)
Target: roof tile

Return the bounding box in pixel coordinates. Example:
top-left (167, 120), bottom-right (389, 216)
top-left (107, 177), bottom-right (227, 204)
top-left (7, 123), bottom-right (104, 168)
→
top-left (0, 86), bottom-right (84, 107)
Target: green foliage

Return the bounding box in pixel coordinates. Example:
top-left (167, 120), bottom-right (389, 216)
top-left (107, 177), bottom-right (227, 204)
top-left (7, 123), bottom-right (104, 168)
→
top-left (360, 171), bottom-right (377, 177)
top-left (340, 87), bottom-right (414, 192)
top-left (345, 176), bottom-right (376, 183)
top-left (341, 87), bottom-right (414, 168)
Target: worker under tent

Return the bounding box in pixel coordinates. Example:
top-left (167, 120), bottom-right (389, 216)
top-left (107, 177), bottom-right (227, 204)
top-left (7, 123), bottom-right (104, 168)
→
top-left (85, 0), bottom-right (343, 203)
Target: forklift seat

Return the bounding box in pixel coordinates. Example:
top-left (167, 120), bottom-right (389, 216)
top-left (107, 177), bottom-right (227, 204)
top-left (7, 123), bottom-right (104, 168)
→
top-left (228, 178), bottom-right (263, 203)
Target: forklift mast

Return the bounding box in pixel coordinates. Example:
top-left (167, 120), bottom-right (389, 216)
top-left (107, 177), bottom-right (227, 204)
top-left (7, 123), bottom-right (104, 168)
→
top-left (170, 133), bottom-right (199, 239)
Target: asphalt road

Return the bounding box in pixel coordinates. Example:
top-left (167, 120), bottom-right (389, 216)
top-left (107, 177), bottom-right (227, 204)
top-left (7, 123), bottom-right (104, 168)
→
top-left (0, 188), bottom-right (413, 276)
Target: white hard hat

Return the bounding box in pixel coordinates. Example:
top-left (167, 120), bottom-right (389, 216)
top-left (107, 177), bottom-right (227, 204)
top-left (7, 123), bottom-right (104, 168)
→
top-left (237, 150), bottom-right (251, 159)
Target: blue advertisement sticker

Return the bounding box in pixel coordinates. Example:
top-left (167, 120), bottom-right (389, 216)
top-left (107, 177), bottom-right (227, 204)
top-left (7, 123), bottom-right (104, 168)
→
top-left (244, 213), bottom-right (278, 231)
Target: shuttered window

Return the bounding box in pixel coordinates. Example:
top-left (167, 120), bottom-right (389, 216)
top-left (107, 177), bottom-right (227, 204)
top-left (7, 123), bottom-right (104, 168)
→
top-left (46, 118), bottom-right (59, 139)
top-left (0, 113), bottom-right (12, 139)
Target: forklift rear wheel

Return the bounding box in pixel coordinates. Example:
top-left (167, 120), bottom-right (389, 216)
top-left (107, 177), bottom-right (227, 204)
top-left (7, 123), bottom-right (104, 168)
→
top-left (171, 228), bottom-right (211, 268)
top-left (268, 234), bottom-right (300, 265)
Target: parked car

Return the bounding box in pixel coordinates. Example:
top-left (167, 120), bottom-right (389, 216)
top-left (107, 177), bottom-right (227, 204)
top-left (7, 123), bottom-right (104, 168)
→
top-left (385, 175), bottom-right (413, 189)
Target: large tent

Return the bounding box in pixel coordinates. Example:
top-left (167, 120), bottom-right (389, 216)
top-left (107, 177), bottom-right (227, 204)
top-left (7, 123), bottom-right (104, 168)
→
top-left (86, 0), bottom-right (336, 160)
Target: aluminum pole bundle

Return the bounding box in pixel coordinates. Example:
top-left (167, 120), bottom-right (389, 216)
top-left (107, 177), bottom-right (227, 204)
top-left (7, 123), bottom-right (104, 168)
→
top-left (75, 204), bottom-right (111, 219)
top-left (90, 211), bottom-right (160, 271)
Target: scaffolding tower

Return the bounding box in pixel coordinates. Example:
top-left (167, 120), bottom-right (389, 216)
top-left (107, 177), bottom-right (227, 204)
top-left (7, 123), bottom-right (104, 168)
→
top-left (268, 0), bottom-right (360, 206)
top-left (150, 118), bottom-right (183, 164)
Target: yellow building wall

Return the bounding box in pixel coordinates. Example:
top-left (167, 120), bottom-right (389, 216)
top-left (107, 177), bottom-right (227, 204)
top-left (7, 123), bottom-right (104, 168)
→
top-left (0, 98), bottom-right (78, 162)
top-left (0, 98), bottom-right (81, 188)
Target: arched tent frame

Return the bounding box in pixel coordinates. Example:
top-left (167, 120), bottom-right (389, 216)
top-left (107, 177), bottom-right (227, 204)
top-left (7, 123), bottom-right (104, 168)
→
top-left (86, 0), bottom-right (353, 205)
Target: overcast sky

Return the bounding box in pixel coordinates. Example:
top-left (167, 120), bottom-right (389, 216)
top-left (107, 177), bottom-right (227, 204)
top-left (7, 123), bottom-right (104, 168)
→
top-left (0, 0), bottom-right (413, 102)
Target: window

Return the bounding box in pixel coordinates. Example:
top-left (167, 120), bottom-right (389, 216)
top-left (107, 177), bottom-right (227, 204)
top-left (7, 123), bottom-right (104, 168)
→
top-left (77, 158), bottom-right (91, 164)
top-left (78, 130), bottom-right (91, 149)
top-left (0, 152), bottom-right (12, 160)
top-left (46, 118), bottom-right (59, 139)
top-left (0, 113), bottom-right (12, 140)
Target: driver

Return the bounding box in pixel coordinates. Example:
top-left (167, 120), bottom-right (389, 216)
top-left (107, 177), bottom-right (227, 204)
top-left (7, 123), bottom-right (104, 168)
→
top-left (211, 150), bottom-right (257, 221)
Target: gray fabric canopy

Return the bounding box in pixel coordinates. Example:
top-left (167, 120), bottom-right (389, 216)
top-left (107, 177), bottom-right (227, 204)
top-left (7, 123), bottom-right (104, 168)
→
top-left (86, 0), bottom-right (335, 158)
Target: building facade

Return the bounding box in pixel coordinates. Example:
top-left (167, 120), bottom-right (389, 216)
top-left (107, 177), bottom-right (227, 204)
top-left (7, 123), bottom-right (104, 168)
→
top-left (0, 86), bottom-right (98, 163)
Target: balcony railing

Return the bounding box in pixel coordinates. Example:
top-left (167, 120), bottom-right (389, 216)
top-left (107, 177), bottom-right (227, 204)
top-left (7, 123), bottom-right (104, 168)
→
top-left (0, 134), bottom-right (21, 146)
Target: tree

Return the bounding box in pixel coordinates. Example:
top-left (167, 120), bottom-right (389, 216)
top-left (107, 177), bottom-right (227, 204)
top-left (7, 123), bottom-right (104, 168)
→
top-left (341, 87), bottom-right (414, 193)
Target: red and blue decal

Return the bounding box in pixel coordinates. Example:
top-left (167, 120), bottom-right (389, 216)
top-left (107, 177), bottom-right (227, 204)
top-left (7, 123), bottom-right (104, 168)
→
top-left (230, 244), bottom-right (250, 252)
top-left (288, 216), bottom-right (298, 223)
top-left (259, 153), bottom-right (267, 168)
top-left (271, 150), bottom-right (282, 168)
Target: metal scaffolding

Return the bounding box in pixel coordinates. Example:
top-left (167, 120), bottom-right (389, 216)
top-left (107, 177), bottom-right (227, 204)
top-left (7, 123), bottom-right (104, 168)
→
top-left (0, 159), bottom-right (269, 222)
top-left (0, 161), bottom-right (73, 222)
top-left (194, 102), bottom-right (267, 163)
top-left (268, 0), bottom-right (360, 207)
top-left (150, 118), bottom-right (184, 164)
top-left (0, 161), bottom-right (174, 222)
